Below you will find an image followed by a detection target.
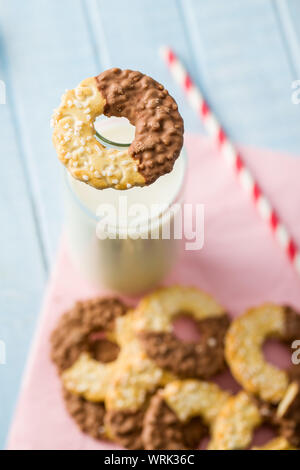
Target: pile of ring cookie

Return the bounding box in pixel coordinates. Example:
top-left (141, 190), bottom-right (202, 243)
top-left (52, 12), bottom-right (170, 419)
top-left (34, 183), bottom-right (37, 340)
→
top-left (50, 286), bottom-right (300, 450)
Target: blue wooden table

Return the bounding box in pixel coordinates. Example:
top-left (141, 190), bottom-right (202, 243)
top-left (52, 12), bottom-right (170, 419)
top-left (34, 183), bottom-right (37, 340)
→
top-left (0, 0), bottom-right (300, 449)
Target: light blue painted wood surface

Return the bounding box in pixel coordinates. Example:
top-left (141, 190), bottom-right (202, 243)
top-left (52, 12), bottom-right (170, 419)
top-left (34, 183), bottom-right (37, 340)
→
top-left (0, 0), bottom-right (299, 449)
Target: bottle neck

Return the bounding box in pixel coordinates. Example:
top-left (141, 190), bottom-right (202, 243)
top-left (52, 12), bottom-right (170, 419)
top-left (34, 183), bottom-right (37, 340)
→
top-left (94, 117), bottom-right (134, 150)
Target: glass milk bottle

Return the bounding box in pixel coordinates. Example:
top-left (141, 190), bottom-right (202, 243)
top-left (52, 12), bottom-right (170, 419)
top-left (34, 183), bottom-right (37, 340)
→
top-left (64, 117), bottom-right (187, 295)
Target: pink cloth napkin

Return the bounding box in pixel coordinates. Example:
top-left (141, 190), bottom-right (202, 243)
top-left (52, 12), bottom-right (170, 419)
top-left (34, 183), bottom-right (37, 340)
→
top-left (7, 135), bottom-right (300, 450)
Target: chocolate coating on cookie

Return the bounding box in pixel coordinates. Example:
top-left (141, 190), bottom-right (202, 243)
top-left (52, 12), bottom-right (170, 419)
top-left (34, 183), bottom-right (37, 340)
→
top-left (62, 337), bottom-right (118, 442)
top-left (142, 393), bottom-right (205, 450)
top-left (95, 68), bottom-right (184, 184)
top-left (105, 407), bottom-right (146, 450)
top-left (51, 297), bottom-right (128, 442)
top-left (63, 389), bottom-right (107, 440)
top-left (284, 306), bottom-right (300, 342)
top-left (51, 297), bottom-right (128, 373)
top-left (143, 380), bottom-right (229, 450)
top-left (140, 314), bottom-right (230, 379)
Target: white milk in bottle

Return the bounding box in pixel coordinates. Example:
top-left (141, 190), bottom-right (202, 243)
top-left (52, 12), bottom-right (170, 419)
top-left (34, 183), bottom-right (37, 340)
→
top-left (64, 117), bottom-right (187, 295)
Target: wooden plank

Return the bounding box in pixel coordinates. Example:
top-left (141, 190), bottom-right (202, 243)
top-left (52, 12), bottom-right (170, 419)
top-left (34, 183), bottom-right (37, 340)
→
top-left (0, 0), bottom-right (101, 260)
top-left (274, 0), bottom-right (300, 76)
top-left (180, 0), bottom-right (300, 155)
top-left (0, 51), bottom-right (46, 449)
top-left (0, 0), bottom-right (99, 448)
top-left (85, 0), bottom-right (203, 133)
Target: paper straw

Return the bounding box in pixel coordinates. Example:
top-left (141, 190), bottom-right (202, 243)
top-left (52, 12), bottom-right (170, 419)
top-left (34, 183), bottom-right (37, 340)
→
top-left (160, 45), bottom-right (300, 275)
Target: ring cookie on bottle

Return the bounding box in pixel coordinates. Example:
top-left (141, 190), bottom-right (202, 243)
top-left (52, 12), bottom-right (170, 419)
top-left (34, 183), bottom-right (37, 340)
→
top-left (52, 68), bottom-right (184, 190)
top-left (142, 379), bottom-right (230, 450)
top-left (134, 286), bottom-right (230, 379)
top-left (225, 304), bottom-right (300, 404)
top-left (209, 392), bottom-right (296, 450)
top-left (50, 296), bottom-right (129, 440)
top-left (104, 338), bottom-right (175, 450)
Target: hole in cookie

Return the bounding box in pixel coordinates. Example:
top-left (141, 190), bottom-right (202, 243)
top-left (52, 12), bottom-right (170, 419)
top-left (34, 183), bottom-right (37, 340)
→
top-left (182, 416), bottom-right (208, 449)
top-left (249, 424), bottom-right (277, 449)
top-left (198, 436), bottom-right (210, 450)
top-left (263, 339), bottom-right (291, 369)
top-left (95, 116), bottom-right (135, 147)
top-left (213, 369), bottom-right (242, 395)
top-left (172, 315), bottom-right (201, 343)
top-left (88, 332), bottom-right (120, 363)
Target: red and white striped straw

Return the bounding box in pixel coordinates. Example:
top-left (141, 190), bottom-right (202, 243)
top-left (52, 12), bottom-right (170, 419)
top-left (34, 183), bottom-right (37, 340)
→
top-left (160, 45), bottom-right (300, 275)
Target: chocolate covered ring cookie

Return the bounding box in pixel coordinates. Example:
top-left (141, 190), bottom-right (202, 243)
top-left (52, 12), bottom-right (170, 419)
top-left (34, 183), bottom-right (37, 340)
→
top-left (209, 392), bottom-right (296, 450)
top-left (52, 68), bottom-right (184, 189)
top-left (142, 379), bottom-right (229, 450)
top-left (225, 304), bottom-right (300, 404)
top-left (134, 286), bottom-right (230, 379)
top-left (50, 296), bottom-right (129, 440)
top-left (63, 389), bottom-right (107, 441)
top-left (104, 338), bottom-right (175, 449)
